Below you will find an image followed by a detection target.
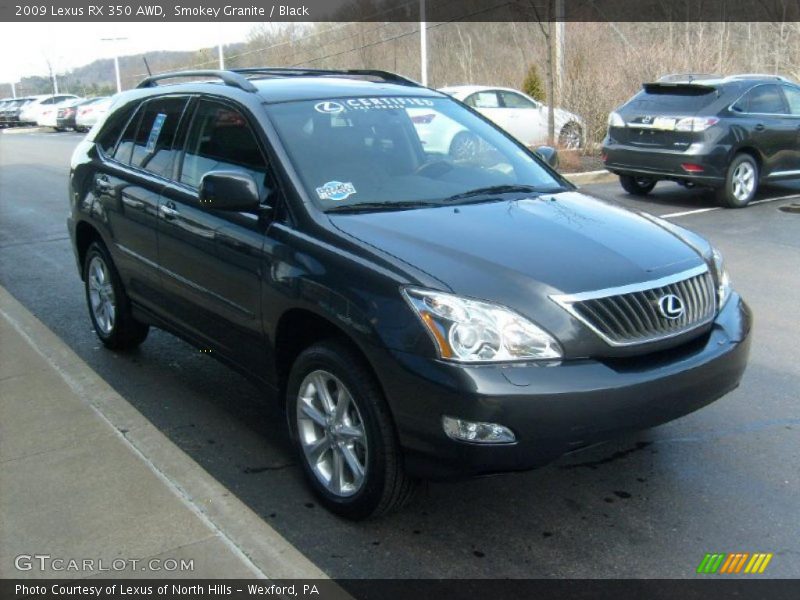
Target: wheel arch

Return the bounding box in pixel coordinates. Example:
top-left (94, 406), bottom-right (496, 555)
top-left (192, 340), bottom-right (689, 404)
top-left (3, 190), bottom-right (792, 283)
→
top-left (74, 220), bottom-right (106, 279)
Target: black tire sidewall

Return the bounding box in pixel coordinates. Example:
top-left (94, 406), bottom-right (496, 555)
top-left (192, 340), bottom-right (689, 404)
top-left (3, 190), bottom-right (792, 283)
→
top-left (620, 174), bottom-right (656, 195)
top-left (286, 342), bottom-right (392, 519)
top-left (83, 242), bottom-right (126, 346)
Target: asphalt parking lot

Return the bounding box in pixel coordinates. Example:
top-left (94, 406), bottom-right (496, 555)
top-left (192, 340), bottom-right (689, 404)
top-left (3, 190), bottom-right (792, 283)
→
top-left (1, 128), bottom-right (798, 578)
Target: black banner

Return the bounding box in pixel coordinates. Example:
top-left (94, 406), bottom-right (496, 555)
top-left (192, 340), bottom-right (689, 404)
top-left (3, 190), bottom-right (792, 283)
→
top-left (3, 579), bottom-right (800, 600)
top-left (4, 0), bottom-right (800, 23)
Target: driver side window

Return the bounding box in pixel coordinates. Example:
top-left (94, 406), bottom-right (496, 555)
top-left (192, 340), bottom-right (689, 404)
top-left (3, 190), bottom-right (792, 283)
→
top-left (179, 99), bottom-right (270, 200)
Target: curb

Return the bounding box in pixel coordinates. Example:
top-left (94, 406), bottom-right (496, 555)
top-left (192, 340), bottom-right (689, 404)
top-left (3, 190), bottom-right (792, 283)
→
top-left (0, 126), bottom-right (45, 135)
top-left (0, 285), bottom-right (338, 584)
top-left (564, 169), bottom-right (617, 186)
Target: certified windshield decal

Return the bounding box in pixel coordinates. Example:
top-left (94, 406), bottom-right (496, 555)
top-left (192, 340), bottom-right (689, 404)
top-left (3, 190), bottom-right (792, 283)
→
top-left (344, 97), bottom-right (435, 111)
top-left (314, 101), bottom-right (345, 114)
top-left (316, 181), bottom-right (357, 201)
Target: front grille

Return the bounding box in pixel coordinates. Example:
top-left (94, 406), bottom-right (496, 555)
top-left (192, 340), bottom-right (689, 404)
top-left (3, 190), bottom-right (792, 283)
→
top-left (552, 267), bottom-right (717, 347)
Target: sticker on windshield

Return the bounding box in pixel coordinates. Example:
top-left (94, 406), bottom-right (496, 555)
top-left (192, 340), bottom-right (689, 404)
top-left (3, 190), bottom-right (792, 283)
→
top-left (316, 181), bottom-right (357, 201)
top-left (145, 113), bottom-right (167, 153)
top-left (314, 101), bottom-right (345, 114)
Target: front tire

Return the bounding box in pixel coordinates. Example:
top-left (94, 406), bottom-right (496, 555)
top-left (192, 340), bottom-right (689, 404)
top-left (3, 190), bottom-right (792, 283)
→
top-left (716, 153), bottom-right (758, 208)
top-left (83, 241), bottom-right (149, 350)
top-left (619, 174), bottom-right (657, 196)
top-left (287, 341), bottom-right (416, 520)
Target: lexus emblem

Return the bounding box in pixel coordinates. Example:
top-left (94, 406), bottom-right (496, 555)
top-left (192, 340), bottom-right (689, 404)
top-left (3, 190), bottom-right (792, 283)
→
top-left (658, 294), bottom-right (685, 320)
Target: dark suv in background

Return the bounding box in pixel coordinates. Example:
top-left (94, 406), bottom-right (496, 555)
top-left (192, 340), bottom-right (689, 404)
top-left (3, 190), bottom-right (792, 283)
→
top-left (603, 74), bottom-right (800, 207)
top-left (69, 68), bottom-right (751, 519)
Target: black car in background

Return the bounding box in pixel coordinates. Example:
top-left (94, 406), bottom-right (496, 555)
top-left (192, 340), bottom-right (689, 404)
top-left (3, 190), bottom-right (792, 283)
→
top-left (0, 97), bottom-right (34, 127)
top-left (603, 74), bottom-right (800, 207)
top-left (68, 68), bottom-right (751, 518)
top-left (57, 98), bottom-right (105, 131)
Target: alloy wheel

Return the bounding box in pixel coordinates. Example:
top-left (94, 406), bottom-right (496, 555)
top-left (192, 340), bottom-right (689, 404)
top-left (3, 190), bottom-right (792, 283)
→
top-left (732, 161), bottom-right (755, 202)
top-left (87, 256), bottom-right (116, 335)
top-left (296, 370), bottom-right (368, 497)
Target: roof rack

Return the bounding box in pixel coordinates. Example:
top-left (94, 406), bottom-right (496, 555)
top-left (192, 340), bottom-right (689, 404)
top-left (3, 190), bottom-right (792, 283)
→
top-left (657, 73), bottom-right (721, 83)
top-left (136, 70), bottom-right (258, 92)
top-left (724, 73), bottom-right (792, 82)
top-left (230, 67), bottom-right (422, 87)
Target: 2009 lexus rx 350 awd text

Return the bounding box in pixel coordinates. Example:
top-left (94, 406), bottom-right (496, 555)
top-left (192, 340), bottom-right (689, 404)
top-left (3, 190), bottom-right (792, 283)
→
top-left (68, 68), bottom-right (752, 519)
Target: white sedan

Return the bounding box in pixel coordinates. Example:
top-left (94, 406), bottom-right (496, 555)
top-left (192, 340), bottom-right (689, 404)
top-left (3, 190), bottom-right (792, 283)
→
top-left (437, 85), bottom-right (584, 151)
top-left (37, 97), bottom-right (84, 129)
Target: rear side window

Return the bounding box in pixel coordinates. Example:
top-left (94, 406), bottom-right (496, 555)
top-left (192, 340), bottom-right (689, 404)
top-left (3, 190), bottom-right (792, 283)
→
top-left (179, 99), bottom-right (268, 196)
top-left (733, 84), bottom-right (787, 114)
top-left (129, 96), bottom-right (189, 177)
top-left (96, 102), bottom-right (137, 156)
top-left (630, 85), bottom-right (717, 113)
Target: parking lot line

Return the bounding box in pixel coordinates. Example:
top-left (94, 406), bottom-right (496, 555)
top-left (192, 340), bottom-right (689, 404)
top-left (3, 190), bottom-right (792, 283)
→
top-left (662, 193), bottom-right (800, 218)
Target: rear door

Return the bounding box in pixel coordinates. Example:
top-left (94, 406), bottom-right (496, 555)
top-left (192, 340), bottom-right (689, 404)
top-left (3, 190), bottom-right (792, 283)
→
top-left (157, 97), bottom-right (272, 372)
top-left (464, 90), bottom-right (509, 131)
top-left (95, 95), bottom-right (189, 308)
top-left (780, 84), bottom-right (800, 175)
top-left (730, 84), bottom-right (794, 176)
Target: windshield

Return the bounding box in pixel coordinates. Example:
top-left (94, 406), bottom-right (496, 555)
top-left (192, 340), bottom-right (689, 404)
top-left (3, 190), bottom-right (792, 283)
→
top-left (264, 96), bottom-right (565, 211)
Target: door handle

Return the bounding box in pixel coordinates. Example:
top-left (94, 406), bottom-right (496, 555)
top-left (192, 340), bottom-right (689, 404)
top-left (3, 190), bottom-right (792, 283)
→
top-left (159, 204), bottom-right (179, 220)
top-left (95, 176), bottom-right (111, 192)
top-left (755, 123), bottom-right (765, 131)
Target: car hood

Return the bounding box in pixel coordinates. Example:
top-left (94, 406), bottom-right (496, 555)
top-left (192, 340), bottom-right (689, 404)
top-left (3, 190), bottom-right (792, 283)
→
top-left (328, 191), bottom-right (706, 354)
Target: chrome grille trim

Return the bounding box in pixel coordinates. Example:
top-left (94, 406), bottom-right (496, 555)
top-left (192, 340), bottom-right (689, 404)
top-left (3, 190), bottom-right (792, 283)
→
top-left (551, 265), bottom-right (717, 347)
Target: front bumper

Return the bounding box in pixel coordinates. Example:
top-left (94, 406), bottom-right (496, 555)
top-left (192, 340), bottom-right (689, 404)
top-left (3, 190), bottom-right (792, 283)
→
top-left (378, 294), bottom-right (752, 479)
top-left (603, 137), bottom-right (729, 184)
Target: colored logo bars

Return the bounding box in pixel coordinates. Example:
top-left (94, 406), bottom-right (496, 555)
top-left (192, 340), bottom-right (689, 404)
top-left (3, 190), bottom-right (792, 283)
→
top-left (697, 553), bottom-right (773, 574)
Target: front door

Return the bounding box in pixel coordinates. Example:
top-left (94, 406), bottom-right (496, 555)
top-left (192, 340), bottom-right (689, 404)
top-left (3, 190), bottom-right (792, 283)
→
top-left (157, 97), bottom-right (273, 374)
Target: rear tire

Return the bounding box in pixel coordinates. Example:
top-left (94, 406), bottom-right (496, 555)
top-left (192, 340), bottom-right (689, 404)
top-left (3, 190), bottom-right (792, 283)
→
top-left (287, 340), bottom-right (417, 520)
top-left (716, 153), bottom-right (758, 208)
top-left (83, 241), bottom-right (149, 350)
top-left (619, 175), bottom-right (657, 196)
top-left (558, 122), bottom-right (583, 150)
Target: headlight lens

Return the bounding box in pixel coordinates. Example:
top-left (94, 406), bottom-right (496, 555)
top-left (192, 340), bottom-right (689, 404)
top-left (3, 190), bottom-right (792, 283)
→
top-left (711, 247), bottom-right (732, 308)
top-left (608, 111), bottom-right (625, 128)
top-left (403, 288), bottom-right (562, 362)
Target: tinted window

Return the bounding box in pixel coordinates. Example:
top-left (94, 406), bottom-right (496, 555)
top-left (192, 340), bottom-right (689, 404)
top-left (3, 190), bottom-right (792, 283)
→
top-left (782, 86), bottom-right (800, 115)
top-left (629, 85), bottom-right (717, 113)
top-left (129, 96), bottom-right (188, 177)
top-left (465, 91), bottom-right (500, 108)
top-left (97, 102), bottom-right (138, 156)
top-left (180, 99), bottom-right (268, 195)
top-left (739, 84), bottom-right (787, 114)
top-left (112, 104), bottom-right (143, 164)
top-left (500, 91), bottom-right (536, 109)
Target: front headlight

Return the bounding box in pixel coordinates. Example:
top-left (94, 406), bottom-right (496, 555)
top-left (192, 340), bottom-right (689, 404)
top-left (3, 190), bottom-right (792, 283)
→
top-left (608, 111), bottom-right (625, 128)
top-left (402, 288), bottom-right (562, 362)
top-left (710, 247), bottom-right (732, 308)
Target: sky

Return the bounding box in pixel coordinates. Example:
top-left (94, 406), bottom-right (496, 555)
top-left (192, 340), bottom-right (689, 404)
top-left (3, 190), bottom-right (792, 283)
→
top-left (0, 22), bottom-right (260, 83)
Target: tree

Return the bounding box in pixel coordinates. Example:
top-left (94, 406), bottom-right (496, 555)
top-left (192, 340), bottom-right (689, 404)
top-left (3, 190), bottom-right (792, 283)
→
top-left (522, 64), bottom-right (546, 101)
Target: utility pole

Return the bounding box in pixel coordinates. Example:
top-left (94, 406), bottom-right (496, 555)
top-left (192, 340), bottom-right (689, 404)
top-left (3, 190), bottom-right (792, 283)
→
top-left (101, 37), bottom-right (128, 93)
top-left (419, 0), bottom-right (428, 86)
top-left (218, 41), bottom-right (225, 70)
top-left (554, 0), bottom-right (565, 104)
top-left (11, 81), bottom-right (16, 98)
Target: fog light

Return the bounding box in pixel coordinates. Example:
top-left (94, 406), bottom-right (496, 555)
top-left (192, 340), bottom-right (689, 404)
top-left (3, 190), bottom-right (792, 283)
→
top-left (442, 416), bottom-right (516, 444)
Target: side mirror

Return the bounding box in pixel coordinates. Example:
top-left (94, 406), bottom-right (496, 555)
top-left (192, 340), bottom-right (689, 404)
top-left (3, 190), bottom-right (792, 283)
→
top-left (534, 145), bottom-right (559, 169)
top-left (198, 170), bottom-right (262, 212)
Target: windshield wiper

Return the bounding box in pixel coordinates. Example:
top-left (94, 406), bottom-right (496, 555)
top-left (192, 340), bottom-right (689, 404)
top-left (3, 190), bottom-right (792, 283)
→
top-left (325, 200), bottom-right (439, 213)
top-left (445, 184), bottom-right (563, 203)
